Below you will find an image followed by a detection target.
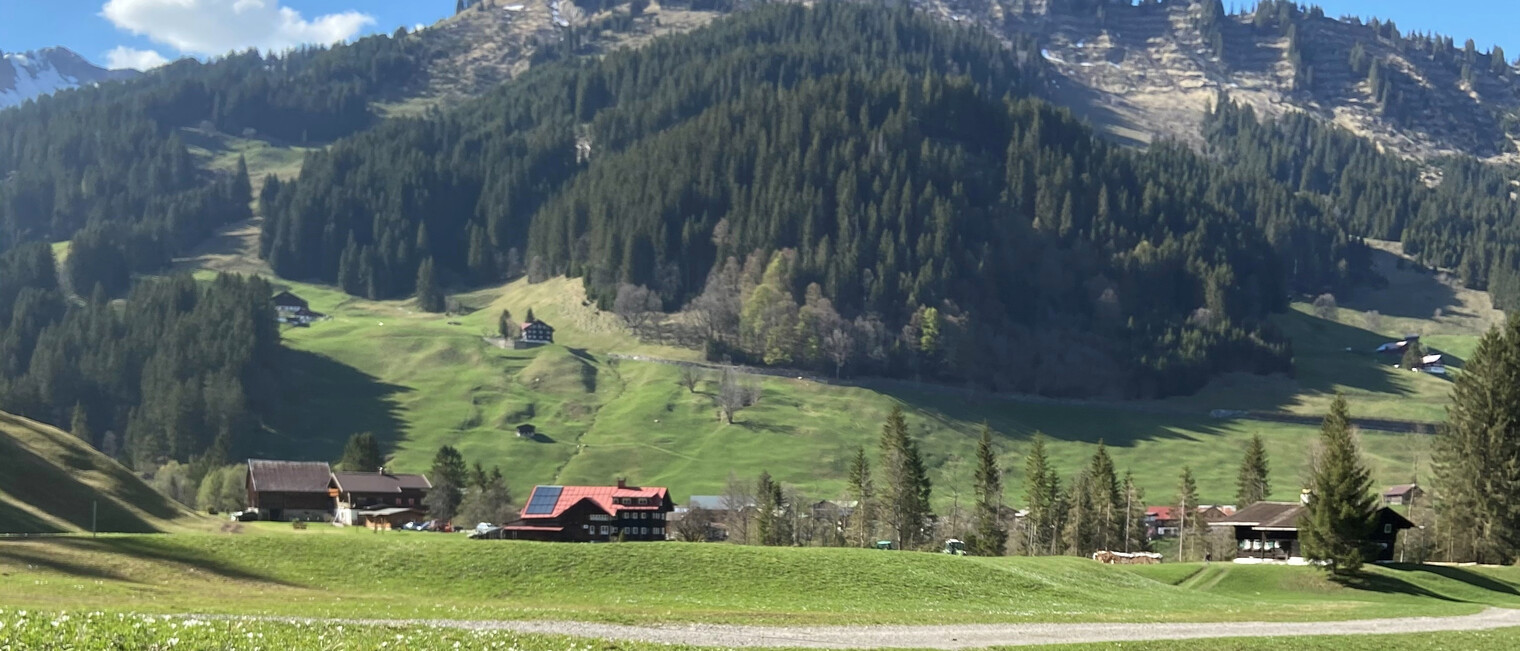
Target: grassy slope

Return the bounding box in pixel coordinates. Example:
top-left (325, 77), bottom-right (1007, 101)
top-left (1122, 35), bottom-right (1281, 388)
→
top-left (246, 274), bottom-right (1429, 505)
top-left (0, 412), bottom-right (200, 534)
top-left (2, 533), bottom-right (1519, 626)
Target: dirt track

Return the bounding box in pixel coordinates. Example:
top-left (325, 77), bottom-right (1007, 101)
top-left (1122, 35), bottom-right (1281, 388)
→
top-left (230, 608), bottom-right (1520, 649)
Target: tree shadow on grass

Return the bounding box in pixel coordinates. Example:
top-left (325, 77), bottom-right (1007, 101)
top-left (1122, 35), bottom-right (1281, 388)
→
top-left (0, 545), bottom-right (134, 583)
top-left (1385, 564), bottom-right (1520, 598)
top-left (49, 537), bottom-right (300, 588)
top-left (1336, 572), bottom-right (1461, 602)
top-left (256, 349), bottom-right (410, 462)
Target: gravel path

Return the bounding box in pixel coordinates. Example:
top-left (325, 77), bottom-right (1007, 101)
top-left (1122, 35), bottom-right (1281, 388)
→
top-left (222, 608), bottom-right (1520, 649)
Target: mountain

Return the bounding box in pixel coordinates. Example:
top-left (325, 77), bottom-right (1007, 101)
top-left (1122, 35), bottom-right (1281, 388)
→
top-left (0, 47), bottom-right (138, 110)
top-left (0, 409), bottom-right (195, 533)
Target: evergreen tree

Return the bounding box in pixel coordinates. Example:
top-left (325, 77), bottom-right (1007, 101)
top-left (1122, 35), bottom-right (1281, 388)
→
top-left (338, 432), bottom-right (383, 472)
top-left (1237, 434), bottom-right (1271, 506)
top-left (1062, 470), bottom-right (1093, 556)
top-left (1121, 471), bottom-right (1147, 553)
top-left (1302, 394), bottom-right (1379, 575)
top-left (498, 309), bottom-right (514, 339)
top-left (1087, 442), bottom-right (1122, 552)
top-left (1434, 315), bottom-right (1520, 564)
top-left (1400, 340), bottom-right (1427, 369)
top-left (968, 424), bottom-right (1007, 556)
top-left (846, 446), bottom-right (875, 547)
top-left (70, 402), bottom-right (92, 445)
top-left (755, 470), bottom-right (779, 546)
top-left (1176, 466), bottom-right (1202, 562)
top-left (424, 445), bottom-right (468, 523)
top-left (416, 257), bottom-right (445, 313)
top-left (1023, 434), bottom-right (1060, 555)
top-left (879, 406), bottom-right (932, 549)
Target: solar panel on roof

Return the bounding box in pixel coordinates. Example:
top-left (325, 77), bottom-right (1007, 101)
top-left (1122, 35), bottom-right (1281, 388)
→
top-left (524, 486), bottom-right (563, 515)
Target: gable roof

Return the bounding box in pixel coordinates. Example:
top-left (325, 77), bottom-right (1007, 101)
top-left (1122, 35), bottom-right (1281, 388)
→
top-left (518, 483), bottom-right (669, 519)
top-left (247, 459), bottom-right (332, 493)
top-left (1211, 501), bottom-right (1303, 529)
top-left (523, 320), bottom-right (554, 332)
top-left (331, 471), bottom-right (431, 494)
top-left (272, 291), bottom-right (308, 308)
top-left (1146, 506), bottom-right (1179, 520)
top-left (1384, 484), bottom-right (1421, 497)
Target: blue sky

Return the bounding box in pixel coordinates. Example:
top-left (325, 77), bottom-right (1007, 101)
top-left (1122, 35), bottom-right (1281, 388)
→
top-left (0, 1), bottom-right (1515, 71)
top-left (0, 0), bottom-right (456, 69)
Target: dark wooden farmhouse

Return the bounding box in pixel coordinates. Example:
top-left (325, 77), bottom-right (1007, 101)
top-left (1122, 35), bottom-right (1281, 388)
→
top-left (245, 459), bottom-right (334, 522)
top-left (521, 320), bottom-right (555, 345)
top-left (1210, 500), bottom-right (1415, 564)
top-left (272, 291), bottom-right (309, 313)
top-left (330, 470), bottom-right (432, 526)
top-left (501, 479), bottom-right (673, 542)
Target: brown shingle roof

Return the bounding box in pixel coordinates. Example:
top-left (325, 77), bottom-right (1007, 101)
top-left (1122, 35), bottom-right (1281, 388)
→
top-left (1384, 484), bottom-right (1420, 497)
top-left (1211, 501), bottom-right (1304, 530)
top-left (247, 459), bottom-right (332, 493)
top-left (331, 471), bottom-right (432, 494)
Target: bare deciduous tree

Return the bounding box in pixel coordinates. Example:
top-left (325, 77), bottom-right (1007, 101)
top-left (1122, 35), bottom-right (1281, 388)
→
top-left (716, 366), bottom-right (761, 424)
top-left (678, 365), bottom-right (701, 393)
top-left (722, 472), bottom-right (755, 544)
top-left (614, 283), bottom-right (662, 335)
top-left (822, 326), bottom-right (855, 378)
top-left (674, 506), bottom-right (717, 542)
top-left (1312, 293), bottom-right (1338, 320)
top-left (527, 255), bottom-right (550, 284)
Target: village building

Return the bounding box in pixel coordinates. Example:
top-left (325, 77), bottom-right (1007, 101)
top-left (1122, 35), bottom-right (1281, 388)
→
top-left (517, 319), bottom-right (555, 347)
top-left (500, 479), bottom-right (673, 542)
top-left (1210, 500), bottom-right (1415, 564)
top-left (1383, 483), bottom-right (1424, 507)
top-left (516, 424), bottom-right (537, 439)
top-left (1145, 505), bottom-right (1235, 539)
top-left (330, 469), bottom-right (432, 526)
top-left (245, 459), bottom-right (335, 522)
top-left (271, 291), bottom-right (323, 326)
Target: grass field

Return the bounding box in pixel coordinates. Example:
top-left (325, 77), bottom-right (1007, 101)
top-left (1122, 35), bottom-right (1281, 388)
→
top-left (231, 274), bottom-right (1431, 506)
top-left (0, 411), bottom-right (199, 534)
top-left (2, 534), bottom-right (1519, 627)
top-left (5, 610), bottom-right (1520, 651)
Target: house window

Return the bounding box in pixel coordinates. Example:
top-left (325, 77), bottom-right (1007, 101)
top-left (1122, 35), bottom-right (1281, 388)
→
top-left (1384, 524), bottom-right (1393, 534)
top-left (641, 527), bottom-right (649, 535)
top-left (638, 498), bottom-right (648, 505)
top-left (655, 527), bottom-right (663, 536)
top-left (600, 526), bottom-right (610, 535)
top-left (408, 498), bottom-right (415, 506)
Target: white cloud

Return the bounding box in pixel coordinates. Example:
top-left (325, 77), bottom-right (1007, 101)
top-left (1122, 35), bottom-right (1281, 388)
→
top-left (105, 46), bottom-right (171, 70)
top-left (100, 0), bottom-right (375, 56)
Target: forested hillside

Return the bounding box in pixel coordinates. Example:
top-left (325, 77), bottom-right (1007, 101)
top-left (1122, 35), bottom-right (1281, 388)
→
top-left (0, 33), bottom-right (427, 293)
top-left (1204, 97), bottom-right (1520, 312)
top-left (0, 244), bottom-right (281, 470)
top-left (262, 3), bottom-right (1385, 397)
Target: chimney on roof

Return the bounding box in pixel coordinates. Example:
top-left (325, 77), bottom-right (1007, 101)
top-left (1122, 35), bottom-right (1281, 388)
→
top-left (616, 478), bottom-right (627, 489)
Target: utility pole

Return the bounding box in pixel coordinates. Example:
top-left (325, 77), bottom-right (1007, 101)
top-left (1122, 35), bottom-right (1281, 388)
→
top-left (91, 500), bottom-right (98, 538)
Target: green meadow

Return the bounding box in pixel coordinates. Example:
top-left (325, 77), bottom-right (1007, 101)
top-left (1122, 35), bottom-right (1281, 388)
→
top-left (3, 534), bottom-right (1520, 627)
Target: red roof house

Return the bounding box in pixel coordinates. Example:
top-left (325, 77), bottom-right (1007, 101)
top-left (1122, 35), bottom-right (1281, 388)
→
top-left (499, 479), bottom-right (674, 542)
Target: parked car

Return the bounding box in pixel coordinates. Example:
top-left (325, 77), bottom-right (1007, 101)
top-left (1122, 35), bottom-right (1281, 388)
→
top-left (229, 510), bottom-right (260, 522)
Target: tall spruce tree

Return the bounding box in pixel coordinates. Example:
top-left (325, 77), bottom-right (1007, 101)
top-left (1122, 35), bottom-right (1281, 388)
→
top-left (1237, 434), bottom-right (1271, 506)
top-left (424, 445), bottom-right (469, 523)
top-left (70, 403), bottom-right (92, 445)
top-left (1176, 466), bottom-right (1202, 562)
top-left (1434, 315), bottom-right (1520, 564)
top-left (879, 406), bottom-right (933, 549)
top-left (1122, 471), bottom-right (1148, 553)
top-left (846, 446), bottom-right (875, 547)
top-left (1023, 434), bottom-right (1060, 555)
top-left (969, 424), bottom-right (1007, 556)
top-left (1087, 442), bottom-right (1122, 552)
top-left (338, 432), bottom-right (383, 472)
top-left (1302, 394), bottom-right (1379, 575)
top-left (755, 470), bottom-right (781, 546)
top-left (416, 257), bottom-right (445, 313)
top-left (1062, 470), bottom-right (1094, 556)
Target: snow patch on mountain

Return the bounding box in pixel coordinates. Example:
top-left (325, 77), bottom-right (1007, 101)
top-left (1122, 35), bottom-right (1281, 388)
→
top-left (0, 48), bottom-right (140, 111)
